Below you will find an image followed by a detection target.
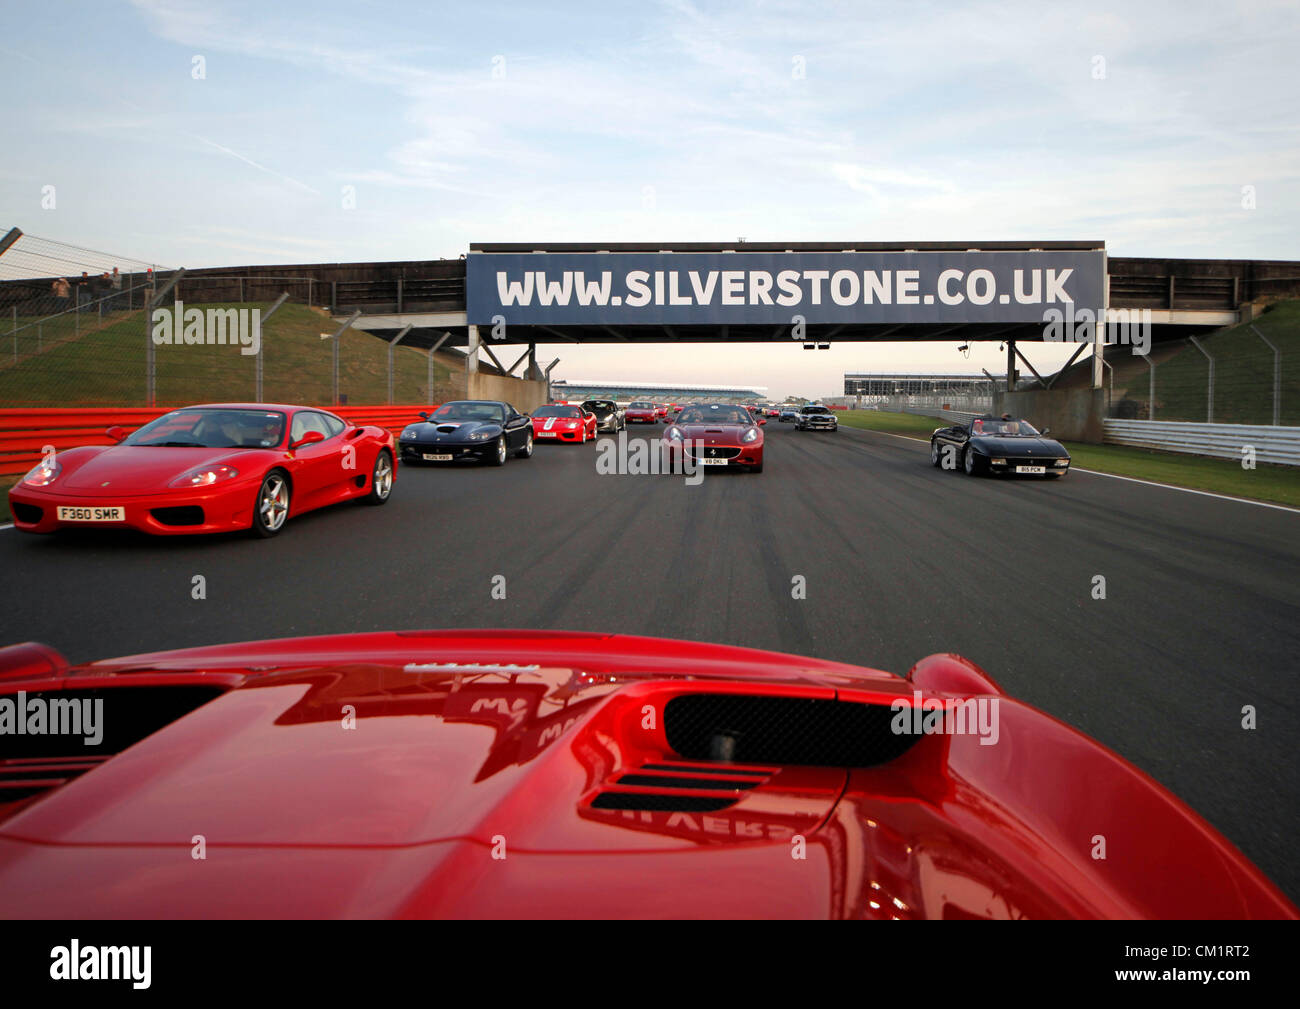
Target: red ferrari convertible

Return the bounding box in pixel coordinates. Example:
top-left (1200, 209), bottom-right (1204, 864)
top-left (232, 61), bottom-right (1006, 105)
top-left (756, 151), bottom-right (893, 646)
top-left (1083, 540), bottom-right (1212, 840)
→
top-left (0, 630), bottom-right (1291, 919)
top-left (531, 404), bottom-right (597, 443)
top-left (663, 402), bottom-right (765, 473)
top-left (7, 404), bottom-right (395, 538)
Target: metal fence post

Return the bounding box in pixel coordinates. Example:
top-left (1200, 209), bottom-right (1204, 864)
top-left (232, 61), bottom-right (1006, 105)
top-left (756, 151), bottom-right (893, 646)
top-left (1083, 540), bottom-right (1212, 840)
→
top-left (388, 324), bottom-right (412, 405)
top-left (1143, 354), bottom-right (1156, 421)
top-left (1250, 324), bottom-right (1281, 426)
top-left (1188, 335), bottom-right (1215, 423)
top-left (327, 311), bottom-right (361, 405)
top-left (256, 293), bottom-right (291, 403)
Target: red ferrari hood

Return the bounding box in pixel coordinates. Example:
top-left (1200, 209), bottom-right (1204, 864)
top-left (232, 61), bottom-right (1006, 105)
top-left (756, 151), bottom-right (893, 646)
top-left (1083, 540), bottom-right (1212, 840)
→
top-left (0, 631), bottom-right (1292, 919)
top-left (59, 445), bottom-right (250, 495)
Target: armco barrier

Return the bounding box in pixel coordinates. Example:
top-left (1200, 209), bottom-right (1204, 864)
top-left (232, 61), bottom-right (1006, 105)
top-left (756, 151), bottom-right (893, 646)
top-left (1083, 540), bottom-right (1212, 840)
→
top-left (0, 405), bottom-right (435, 477)
top-left (1102, 419), bottom-right (1300, 467)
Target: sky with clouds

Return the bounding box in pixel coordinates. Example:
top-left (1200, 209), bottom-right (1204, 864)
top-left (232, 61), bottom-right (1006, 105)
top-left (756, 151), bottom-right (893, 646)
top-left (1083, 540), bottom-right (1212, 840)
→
top-left (1, 0), bottom-right (1297, 397)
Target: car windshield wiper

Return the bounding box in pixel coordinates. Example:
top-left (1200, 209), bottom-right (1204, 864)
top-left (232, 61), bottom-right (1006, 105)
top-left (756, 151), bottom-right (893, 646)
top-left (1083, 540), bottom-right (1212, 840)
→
top-left (142, 439), bottom-right (206, 447)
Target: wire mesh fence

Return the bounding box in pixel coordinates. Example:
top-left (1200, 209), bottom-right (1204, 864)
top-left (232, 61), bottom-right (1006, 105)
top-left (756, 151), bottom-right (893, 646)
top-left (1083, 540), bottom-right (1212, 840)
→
top-left (1104, 305), bottom-right (1297, 425)
top-left (0, 230), bottom-right (465, 409)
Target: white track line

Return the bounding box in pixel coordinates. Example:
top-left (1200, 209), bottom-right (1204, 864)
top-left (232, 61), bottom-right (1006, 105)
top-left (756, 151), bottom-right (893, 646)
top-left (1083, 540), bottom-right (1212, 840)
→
top-left (844, 425), bottom-right (1300, 514)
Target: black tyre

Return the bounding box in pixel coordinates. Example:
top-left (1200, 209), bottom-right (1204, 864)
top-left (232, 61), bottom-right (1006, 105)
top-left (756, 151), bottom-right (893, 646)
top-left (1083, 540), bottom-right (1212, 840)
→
top-left (487, 435), bottom-right (508, 466)
top-left (251, 470), bottom-right (291, 537)
top-left (365, 450), bottom-right (393, 504)
top-left (963, 446), bottom-right (985, 476)
top-left (930, 440), bottom-right (943, 468)
top-left (750, 460), bottom-right (764, 473)
top-left (515, 431), bottom-right (534, 459)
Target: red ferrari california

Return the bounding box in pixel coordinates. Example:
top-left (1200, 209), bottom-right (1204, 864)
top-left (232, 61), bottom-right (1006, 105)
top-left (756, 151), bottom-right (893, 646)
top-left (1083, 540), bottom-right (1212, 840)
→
top-left (0, 629), bottom-right (1291, 919)
top-left (7, 404), bottom-right (395, 539)
top-left (531, 404), bottom-right (597, 443)
top-left (662, 402), bottom-right (765, 473)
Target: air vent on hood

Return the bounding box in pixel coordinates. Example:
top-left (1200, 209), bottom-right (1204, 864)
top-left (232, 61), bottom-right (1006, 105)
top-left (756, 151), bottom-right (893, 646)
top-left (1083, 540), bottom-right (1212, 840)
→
top-left (587, 760), bottom-right (776, 812)
top-left (664, 694), bottom-right (919, 767)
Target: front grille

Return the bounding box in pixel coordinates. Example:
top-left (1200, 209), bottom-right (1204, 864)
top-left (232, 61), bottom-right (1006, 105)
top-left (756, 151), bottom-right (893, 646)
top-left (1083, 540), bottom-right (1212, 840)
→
top-left (151, 506), bottom-right (205, 526)
top-left (664, 694), bottom-right (919, 767)
top-left (687, 446), bottom-right (741, 459)
top-left (11, 503), bottom-right (42, 524)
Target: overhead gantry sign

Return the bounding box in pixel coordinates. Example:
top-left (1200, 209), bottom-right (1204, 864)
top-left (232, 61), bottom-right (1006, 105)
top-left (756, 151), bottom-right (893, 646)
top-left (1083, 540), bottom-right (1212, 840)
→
top-left (466, 249), bottom-right (1107, 329)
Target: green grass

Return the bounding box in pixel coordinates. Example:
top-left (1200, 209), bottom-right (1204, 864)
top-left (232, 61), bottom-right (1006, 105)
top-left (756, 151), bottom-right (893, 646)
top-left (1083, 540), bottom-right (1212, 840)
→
top-left (837, 409), bottom-right (943, 437)
top-left (0, 302), bottom-right (458, 407)
top-left (1058, 442), bottom-right (1300, 507)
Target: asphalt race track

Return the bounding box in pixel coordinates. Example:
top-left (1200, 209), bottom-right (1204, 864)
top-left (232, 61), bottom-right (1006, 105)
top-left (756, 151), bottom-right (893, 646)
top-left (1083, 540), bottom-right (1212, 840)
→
top-left (2, 422), bottom-right (1297, 902)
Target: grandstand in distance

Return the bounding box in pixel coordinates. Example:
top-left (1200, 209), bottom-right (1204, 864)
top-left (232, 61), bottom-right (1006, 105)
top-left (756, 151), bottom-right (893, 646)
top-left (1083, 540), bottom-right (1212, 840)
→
top-left (844, 372), bottom-right (1003, 396)
top-left (551, 379), bottom-right (767, 403)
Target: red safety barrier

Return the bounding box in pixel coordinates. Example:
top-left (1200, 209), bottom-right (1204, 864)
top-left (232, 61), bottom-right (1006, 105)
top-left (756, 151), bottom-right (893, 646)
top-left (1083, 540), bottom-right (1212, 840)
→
top-left (0, 405), bottom-right (436, 476)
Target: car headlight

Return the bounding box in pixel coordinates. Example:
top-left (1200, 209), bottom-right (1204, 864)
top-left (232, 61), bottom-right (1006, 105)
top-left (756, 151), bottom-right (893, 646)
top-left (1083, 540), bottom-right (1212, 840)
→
top-left (666, 426), bottom-right (683, 441)
top-left (991, 458), bottom-right (1007, 465)
top-left (169, 464), bottom-right (240, 488)
top-left (467, 429), bottom-right (495, 441)
top-left (401, 427), bottom-right (418, 439)
top-left (742, 428), bottom-right (759, 443)
top-left (1055, 458), bottom-right (1070, 466)
top-left (21, 458), bottom-right (62, 487)
top-left (565, 421), bottom-right (579, 428)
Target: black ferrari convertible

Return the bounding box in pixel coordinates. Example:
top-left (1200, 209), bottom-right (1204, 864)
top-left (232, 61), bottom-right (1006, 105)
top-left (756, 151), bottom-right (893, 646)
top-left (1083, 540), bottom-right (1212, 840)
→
top-left (399, 400), bottom-right (535, 466)
top-left (930, 414), bottom-right (1070, 477)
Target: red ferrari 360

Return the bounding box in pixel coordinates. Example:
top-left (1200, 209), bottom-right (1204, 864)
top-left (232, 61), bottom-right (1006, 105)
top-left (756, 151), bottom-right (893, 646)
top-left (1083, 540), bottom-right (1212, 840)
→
top-left (0, 629), bottom-right (1291, 919)
top-left (7, 403), bottom-right (396, 538)
top-left (530, 404), bottom-right (597, 443)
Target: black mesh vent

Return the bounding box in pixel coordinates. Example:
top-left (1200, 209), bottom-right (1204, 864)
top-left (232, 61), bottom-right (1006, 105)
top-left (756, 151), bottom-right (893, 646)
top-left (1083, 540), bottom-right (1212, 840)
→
top-left (664, 694), bottom-right (919, 767)
top-left (590, 793), bottom-right (735, 812)
top-left (150, 506), bottom-right (205, 526)
top-left (11, 503), bottom-right (43, 524)
top-left (616, 773), bottom-right (758, 791)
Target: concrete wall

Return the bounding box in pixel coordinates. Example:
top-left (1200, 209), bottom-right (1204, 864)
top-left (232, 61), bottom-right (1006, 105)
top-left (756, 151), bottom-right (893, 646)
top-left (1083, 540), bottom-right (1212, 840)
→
top-left (467, 371), bottom-right (549, 413)
top-left (993, 387), bottom-right (1106, 443)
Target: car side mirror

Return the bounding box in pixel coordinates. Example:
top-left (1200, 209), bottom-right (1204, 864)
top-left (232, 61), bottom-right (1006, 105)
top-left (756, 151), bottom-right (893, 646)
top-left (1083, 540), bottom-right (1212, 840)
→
top-left (418, 411), bottom-right (430, 420)
top-left (1041, 427), bottom-right (1051, 436)
top-left (291, 430), bottom-right (325, 450)
top-left (105, 425), bottom-right (128, 443)
top-left (758, 419), bottom-right (767, 426)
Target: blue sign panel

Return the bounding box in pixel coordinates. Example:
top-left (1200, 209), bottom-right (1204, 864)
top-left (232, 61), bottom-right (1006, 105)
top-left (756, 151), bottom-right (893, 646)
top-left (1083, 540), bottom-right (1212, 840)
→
top-left (466, 250), bottom-right (1105, 327)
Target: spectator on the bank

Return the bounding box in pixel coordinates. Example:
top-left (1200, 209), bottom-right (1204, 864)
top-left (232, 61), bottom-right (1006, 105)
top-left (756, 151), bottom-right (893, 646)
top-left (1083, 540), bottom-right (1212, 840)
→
top-left (78, 272), bottom-right (90, 310)
top-left (51, 277), bottom-right (71, 312)
top-left (110, 267), bottom-right (122, 310)
top-left (96, 272), bottom-right (112, 317)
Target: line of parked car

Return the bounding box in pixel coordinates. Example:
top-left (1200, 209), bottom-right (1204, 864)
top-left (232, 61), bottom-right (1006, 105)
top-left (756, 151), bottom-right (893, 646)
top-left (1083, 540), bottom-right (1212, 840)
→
top-left (7, 397), bottom-right (1071, 542)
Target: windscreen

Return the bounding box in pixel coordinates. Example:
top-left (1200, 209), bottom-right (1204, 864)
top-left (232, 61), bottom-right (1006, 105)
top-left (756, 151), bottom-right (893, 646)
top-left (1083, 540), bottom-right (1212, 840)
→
top-left (432, 402), bottom-right (506, 423)
top-left (676, 405), bottom-right (753, 425)
top-left (125, 409), bottom-right (287, 448)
